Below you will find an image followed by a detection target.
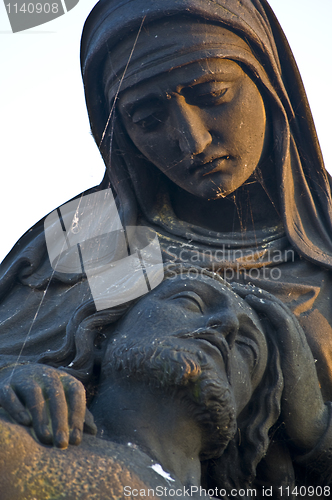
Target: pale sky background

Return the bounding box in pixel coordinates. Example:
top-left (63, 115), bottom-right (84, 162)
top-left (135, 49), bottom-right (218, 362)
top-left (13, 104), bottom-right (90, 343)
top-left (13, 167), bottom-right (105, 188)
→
top-left (0, 0), bottom-right (331, 263)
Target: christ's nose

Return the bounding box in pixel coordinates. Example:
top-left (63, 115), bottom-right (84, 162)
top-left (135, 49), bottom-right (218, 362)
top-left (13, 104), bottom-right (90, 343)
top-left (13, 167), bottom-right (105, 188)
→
top-left (170, 96), bottom-right (212, 156)
top-left (206, 310), bottom-right (239, 348)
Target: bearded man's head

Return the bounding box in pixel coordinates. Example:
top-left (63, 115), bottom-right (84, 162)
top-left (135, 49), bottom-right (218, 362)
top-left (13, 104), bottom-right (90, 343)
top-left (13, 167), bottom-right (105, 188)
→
top-left (101, 268), bottom-right (269, 460)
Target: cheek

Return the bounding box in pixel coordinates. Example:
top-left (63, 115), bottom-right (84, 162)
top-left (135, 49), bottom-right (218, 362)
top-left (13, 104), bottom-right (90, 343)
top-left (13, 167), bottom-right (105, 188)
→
top-left (220, 84), bottom-right (266, 160)
top-left (127, 127), bottom-right (172, 167)
top-left (229, 352), bottom-right (255, 414)
top-left (245, 104), bottom-right (266, 157)
top-left (239, 90), bottom-right (266, 158)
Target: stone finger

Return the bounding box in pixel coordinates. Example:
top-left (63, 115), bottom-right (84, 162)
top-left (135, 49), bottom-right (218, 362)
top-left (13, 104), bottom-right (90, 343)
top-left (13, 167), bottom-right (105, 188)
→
top-left (0, 384), bottom-right (31, 426)
top-left (84, 408), bottom-right (97, 435)
top-left (63, 377), bottom-right (86, 445)
top-left (46, 382), bottom-right (70, 449)
top-left (21, 383), bottom-right (53, 445)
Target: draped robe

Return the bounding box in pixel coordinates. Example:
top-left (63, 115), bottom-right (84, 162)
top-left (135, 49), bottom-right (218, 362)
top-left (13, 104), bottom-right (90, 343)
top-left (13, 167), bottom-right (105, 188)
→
top-left (1, 0), bottom-right (332, 400)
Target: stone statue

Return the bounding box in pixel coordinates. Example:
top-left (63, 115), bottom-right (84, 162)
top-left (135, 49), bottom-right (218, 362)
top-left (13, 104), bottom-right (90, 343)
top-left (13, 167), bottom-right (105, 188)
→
top-left (1, 0), bottom-right (332, 496)
top-left (1, 268), bottom-right (329, 497)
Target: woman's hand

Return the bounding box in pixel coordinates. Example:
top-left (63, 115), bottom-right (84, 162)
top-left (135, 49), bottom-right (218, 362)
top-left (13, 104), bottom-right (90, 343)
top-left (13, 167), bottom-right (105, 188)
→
top-left (232, 283), bottom-right (329, 452)
top-left (0, 363), bottom-right (96, 449)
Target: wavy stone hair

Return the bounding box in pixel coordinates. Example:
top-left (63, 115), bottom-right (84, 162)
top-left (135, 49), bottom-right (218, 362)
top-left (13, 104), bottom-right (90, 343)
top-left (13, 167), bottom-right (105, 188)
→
top-left (39, 264), bottom-right (230, 381)
top-left (39, 263), bottom-right (284, 490)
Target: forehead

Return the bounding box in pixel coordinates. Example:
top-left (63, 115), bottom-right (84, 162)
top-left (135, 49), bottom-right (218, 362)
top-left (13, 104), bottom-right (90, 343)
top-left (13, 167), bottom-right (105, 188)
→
top-left (151, 274), bottom-right (266, 350)
top-left (117, 274), bottom-right (265, 344)
top-left (117, 273), bottom-right (266, 359)
top-left (143, 273), bottom-right (250, 314)
top-left (118, 58), bottom-right (244, 107)
top-left (157, 273), bottom-right (232, 298)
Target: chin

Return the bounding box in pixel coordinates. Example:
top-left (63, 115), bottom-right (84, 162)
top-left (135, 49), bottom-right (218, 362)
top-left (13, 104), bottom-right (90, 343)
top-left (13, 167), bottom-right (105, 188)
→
top-left (186, 181), bottom-right (237, 200)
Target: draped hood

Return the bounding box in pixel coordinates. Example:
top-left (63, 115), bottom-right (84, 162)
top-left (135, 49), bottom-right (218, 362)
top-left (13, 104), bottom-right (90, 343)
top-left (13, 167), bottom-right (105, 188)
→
top-left (2, 0), bottom-right (332, 396)
top-left (80, 0), bottom-right (332, 269)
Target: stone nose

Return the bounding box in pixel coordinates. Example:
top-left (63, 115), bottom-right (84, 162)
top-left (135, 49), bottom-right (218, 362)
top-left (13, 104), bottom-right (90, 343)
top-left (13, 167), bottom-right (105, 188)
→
top-left (169, 96), bottom-right (212, 156)
top-left (206, 310), bottom-right (239, 348)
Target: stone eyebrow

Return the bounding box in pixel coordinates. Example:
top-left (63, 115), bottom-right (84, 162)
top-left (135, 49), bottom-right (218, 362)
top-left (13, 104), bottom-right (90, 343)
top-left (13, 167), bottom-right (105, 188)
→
top-left (120, 92), bottom-right (165, 115)
top-left (120, 69), bottom-right (240, 115)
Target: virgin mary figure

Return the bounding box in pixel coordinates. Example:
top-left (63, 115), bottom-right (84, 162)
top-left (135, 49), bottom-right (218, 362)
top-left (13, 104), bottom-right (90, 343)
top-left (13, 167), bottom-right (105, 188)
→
top-left (1, 0), bottom-right (332, 487)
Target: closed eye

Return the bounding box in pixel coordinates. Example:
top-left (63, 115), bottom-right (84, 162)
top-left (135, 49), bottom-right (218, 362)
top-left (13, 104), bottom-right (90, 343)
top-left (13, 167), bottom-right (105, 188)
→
top-left (130, 99), bottom-right (166, 131)
top-left (170, 291), bottom-right (205, 314)
top-left (237, 336), bottom-right (259, 372)
top-left (133, 112), bottom-right (164, 130)
top-left (183, 82), bottom-right (231, 106)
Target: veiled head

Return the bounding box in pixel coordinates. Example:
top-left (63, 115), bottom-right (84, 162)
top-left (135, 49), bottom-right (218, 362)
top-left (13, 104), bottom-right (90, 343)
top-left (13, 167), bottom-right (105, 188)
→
top-left (118, 56), bottom-right (267, 199)
top-left (81, 0), bottom-right (332, 270)
top-left (102, 16), bottom-right (269, 199)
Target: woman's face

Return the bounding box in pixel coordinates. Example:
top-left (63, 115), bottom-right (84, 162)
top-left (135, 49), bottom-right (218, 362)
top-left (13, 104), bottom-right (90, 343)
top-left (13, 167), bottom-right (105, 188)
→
top-left (118, 58), bottom-right (267, 199)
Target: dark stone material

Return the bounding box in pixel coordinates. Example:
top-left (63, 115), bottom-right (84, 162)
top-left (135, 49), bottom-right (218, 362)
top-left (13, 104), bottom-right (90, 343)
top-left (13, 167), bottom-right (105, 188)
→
top-left (0, 270), bottom-right (327, 497)
top-left (1, 0), bottom-right (332, 496)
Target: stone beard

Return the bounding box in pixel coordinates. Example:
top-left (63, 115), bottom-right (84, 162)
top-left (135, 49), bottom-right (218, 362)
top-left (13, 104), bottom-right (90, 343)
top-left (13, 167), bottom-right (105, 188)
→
top-left (103, 326), bottom-right (237, 459)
